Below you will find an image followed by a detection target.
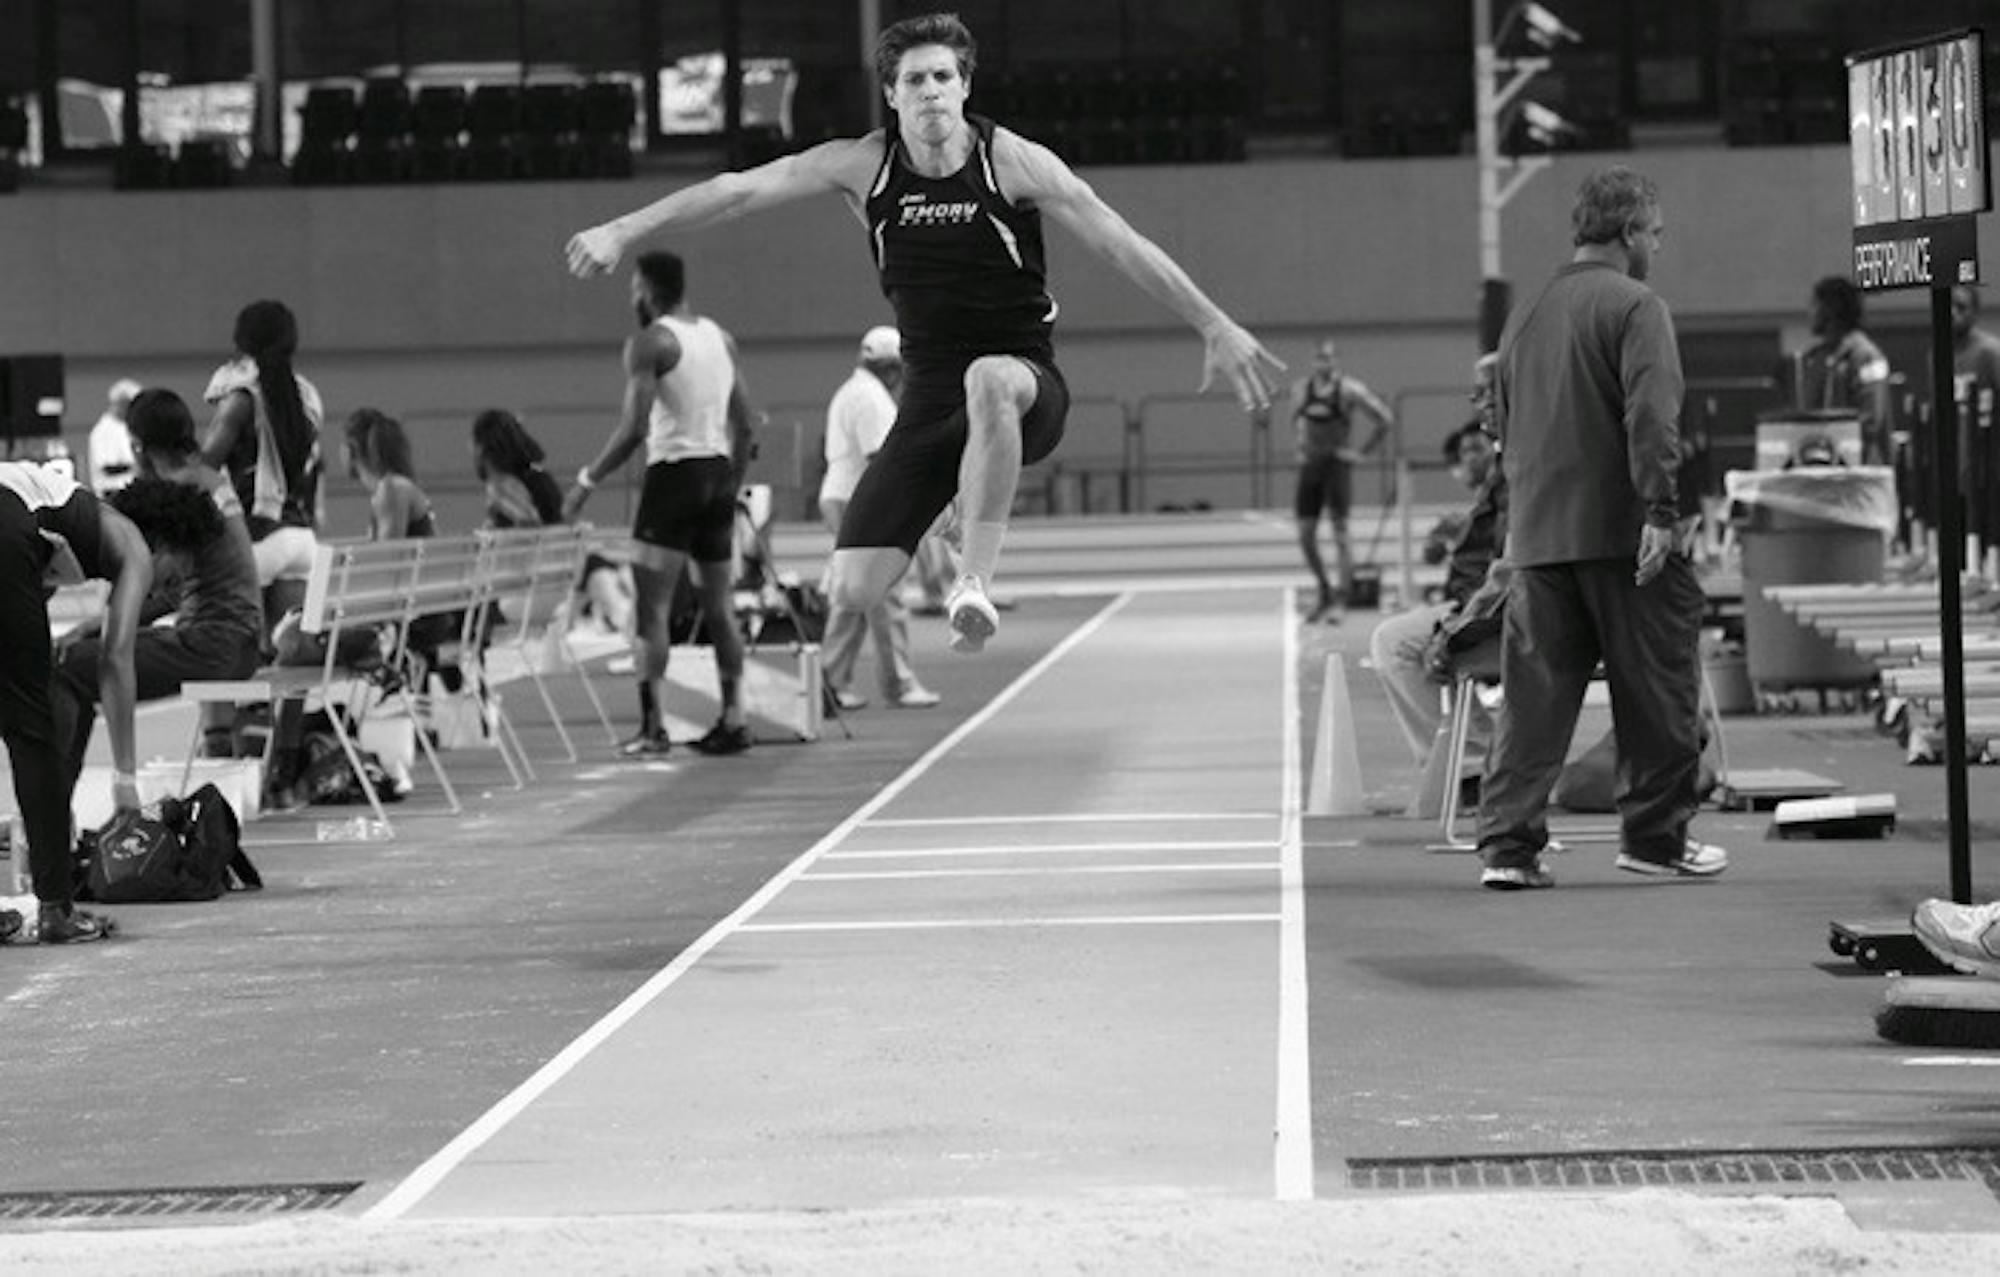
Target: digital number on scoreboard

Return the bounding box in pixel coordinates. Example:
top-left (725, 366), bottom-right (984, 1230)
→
top-left (1848, 29), bottom-right (1988, 291)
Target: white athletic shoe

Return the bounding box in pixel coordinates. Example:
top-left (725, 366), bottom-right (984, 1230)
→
top-left (945, 575), bottom-right (998, 654)
top-left (1614, 839), bottom-right (1729, 878)
top-left (1911, 898), bottom-right (2000, 979)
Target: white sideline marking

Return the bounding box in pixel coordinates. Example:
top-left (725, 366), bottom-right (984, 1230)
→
top-left (363, 593), bottom-right (1134, 1221)
top-left (799, 862), bottom-right (1281, 882)
top-left (824, 840), bottom-right (1273, 861)
top-left (1275, 587), bottom-right (1315, 1201)
top-left (737, 913), bottom-right (1281, 935)
top-left (1900, 1057), bottom-right (2000, 1067)
top-left (863, 812), bottom-right (1271, 828)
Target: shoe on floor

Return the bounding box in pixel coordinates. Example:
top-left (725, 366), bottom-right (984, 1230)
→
top-left (0, 908), bottom-right (22, 943)
top-left (617, 729), bottom-right (672, 758)
top-left (1615, 839), bottom-right (1729, 878)
top-left (890, 685), bottom-right (941, 709)
top-left (37, 905), bottom-right (117, 944)
top-left (690, 720), bottom-right (753, 756)
top-left (1481, 858), bottom-right (1556, 891)
top-left (1911, 898), bottom-right (2000, 978)
top-left (945, 574), bottom-right (999, 654)
top-left (832, 688), bottom-right (869, 712)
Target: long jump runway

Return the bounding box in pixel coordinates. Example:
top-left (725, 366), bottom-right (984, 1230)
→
top-left (373, 588), bottom-right (1309, 1218)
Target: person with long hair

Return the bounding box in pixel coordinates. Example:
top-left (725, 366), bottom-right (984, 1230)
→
top-left (344, 407), bottom-right (436, 541)
top-left (471, 408), bottom-right (564, 529)
top-left (200, 299), bottom-right (326, 618)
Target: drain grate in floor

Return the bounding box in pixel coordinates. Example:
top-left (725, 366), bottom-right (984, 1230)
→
top-left (1348, 1147), bottom-right (2000, 1196)
top-left (0, 1182), bottom-right (360, 1222)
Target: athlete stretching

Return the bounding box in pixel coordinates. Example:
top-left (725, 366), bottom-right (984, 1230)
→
top-left (565, 250), bottom-right (756, 757)
top-left (566, 11), bottom-right (1280, 653)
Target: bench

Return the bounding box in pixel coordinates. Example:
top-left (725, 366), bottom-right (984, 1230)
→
top-left (468, 524), bottom-right (622, 780)
top-left (176, 533), bottom-right (490, 841)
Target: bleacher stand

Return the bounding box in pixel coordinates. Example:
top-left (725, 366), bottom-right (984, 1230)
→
top-left (410, 85), bottom-right (469, 182)
top-left (466, 85), bottom-right (520, 181)
top-left (293, 85), bottom-right (357, 185)
top-left (354, 77), bottom-right (413, 183)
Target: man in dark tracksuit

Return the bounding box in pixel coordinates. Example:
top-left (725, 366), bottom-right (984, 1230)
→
top-left (1475, 167), bottom-right (1724, 891)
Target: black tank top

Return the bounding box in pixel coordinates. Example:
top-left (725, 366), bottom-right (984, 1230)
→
top-left (864, 114), bottom-right (1057, 366)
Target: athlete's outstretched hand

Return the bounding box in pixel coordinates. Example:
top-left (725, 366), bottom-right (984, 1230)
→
top-left (566, 223), bottom-right (626, 278)
top-left (1199, 320), bottom-right (1286, 415)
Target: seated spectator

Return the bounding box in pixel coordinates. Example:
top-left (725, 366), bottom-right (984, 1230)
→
top-left (1368, 418), bottom-right (1508, 772)
top-left (344, 407), bottom-right (457, 680)
top-left (474, 406), bottom-right (633, 635)
top-left (53, 390), bottom-right (264, 779)
top-left (471, 408), bottom-right (564, 529)
top-left (344, 408), bottom-right (437, 540)
top-left (201, 299), bottom-right (326, 631)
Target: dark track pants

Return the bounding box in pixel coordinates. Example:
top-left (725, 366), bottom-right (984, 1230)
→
top-left (0, 491), bottom-right (76, 907)
top-left (1476, 556), bottom-right (1704, 870)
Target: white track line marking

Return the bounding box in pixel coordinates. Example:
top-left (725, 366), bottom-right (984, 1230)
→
top-left (1275, 586), bottom-right (1315, 1201)
top-left (863, 812), bottom-right (1274, 827)
top-left (824, 840), bottom-right (1274, 861)
top-left (799, 862), bottom-right (1281, 882)
top-left (737, 913), bottom-right (1282, 935)
top-left (1899, 1057), bottom-right (2000, 1067)
top-left (363, 593), bottom-right (1134, 1221)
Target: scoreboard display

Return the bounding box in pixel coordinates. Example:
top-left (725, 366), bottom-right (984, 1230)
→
top-left (1848, 29), bottom-right (1988, 291)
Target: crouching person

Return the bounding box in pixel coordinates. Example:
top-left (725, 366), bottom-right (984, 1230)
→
top-left (1, 459), bottom-right (155, 943)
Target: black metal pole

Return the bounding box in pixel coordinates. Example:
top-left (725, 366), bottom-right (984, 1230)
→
top-left (1928, 283), bottom-right (1973, 904)
top-left (721, 0), bottom-right (743, 167)
top-left (34, 0), bottom-right (62, 162)
top-left (121, 0), bottom-right (142, 153)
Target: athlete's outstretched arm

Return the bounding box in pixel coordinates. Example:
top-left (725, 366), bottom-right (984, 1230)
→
top-left (995, 130), bottom-right (1284, 412)
top-left (565, 136), bottom-right (882, 278)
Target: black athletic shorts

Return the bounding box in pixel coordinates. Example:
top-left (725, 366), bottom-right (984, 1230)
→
top-left (837, 354), bottom-right (1069, 554)
top-left (632, 455), bottom-right (736, 562)
top-left (1294, 455), bottom-right (1352, 521)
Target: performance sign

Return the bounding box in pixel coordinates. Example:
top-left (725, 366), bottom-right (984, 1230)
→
top-left (1848, 29), bottom-right (1988, 291)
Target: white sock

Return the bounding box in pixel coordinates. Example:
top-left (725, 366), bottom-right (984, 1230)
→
top-left (960, 521), bottom-right (1007, 587)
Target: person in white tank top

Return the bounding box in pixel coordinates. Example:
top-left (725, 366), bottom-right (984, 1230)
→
top-left (566, 251), bottom-right (758, 758)
top-left (645, 313), bottom-right (736, 465)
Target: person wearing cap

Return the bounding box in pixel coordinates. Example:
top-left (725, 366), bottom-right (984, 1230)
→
top-left (88, 378), bottom-right (143, 497)
top-left (820, 326), bottom-right (940, 711)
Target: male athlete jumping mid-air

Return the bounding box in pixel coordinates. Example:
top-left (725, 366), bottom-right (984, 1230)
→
top-left (566, 11), bottom-right (1281, 654)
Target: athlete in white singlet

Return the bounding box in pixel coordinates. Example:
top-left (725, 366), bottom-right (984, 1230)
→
top-left (566, 250), bottom-right (756, 757)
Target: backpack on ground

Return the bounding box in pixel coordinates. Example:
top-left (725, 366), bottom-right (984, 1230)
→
top-left (81, 784), bottom-right (261, 904)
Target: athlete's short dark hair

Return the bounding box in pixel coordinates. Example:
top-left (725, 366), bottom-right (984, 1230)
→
top-left (126, 388), bottom-right (199, 458)
top-left (1813, 275), bottom-right (1864, 333)
top-left (875, 12), bottom-right (977, 88)
top-left (1571, 167), bottom-right (1658, 247)
top-left (635, 251), bottom-right (686, 311)
top-left (111, 474), bottom-right (224, 553)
